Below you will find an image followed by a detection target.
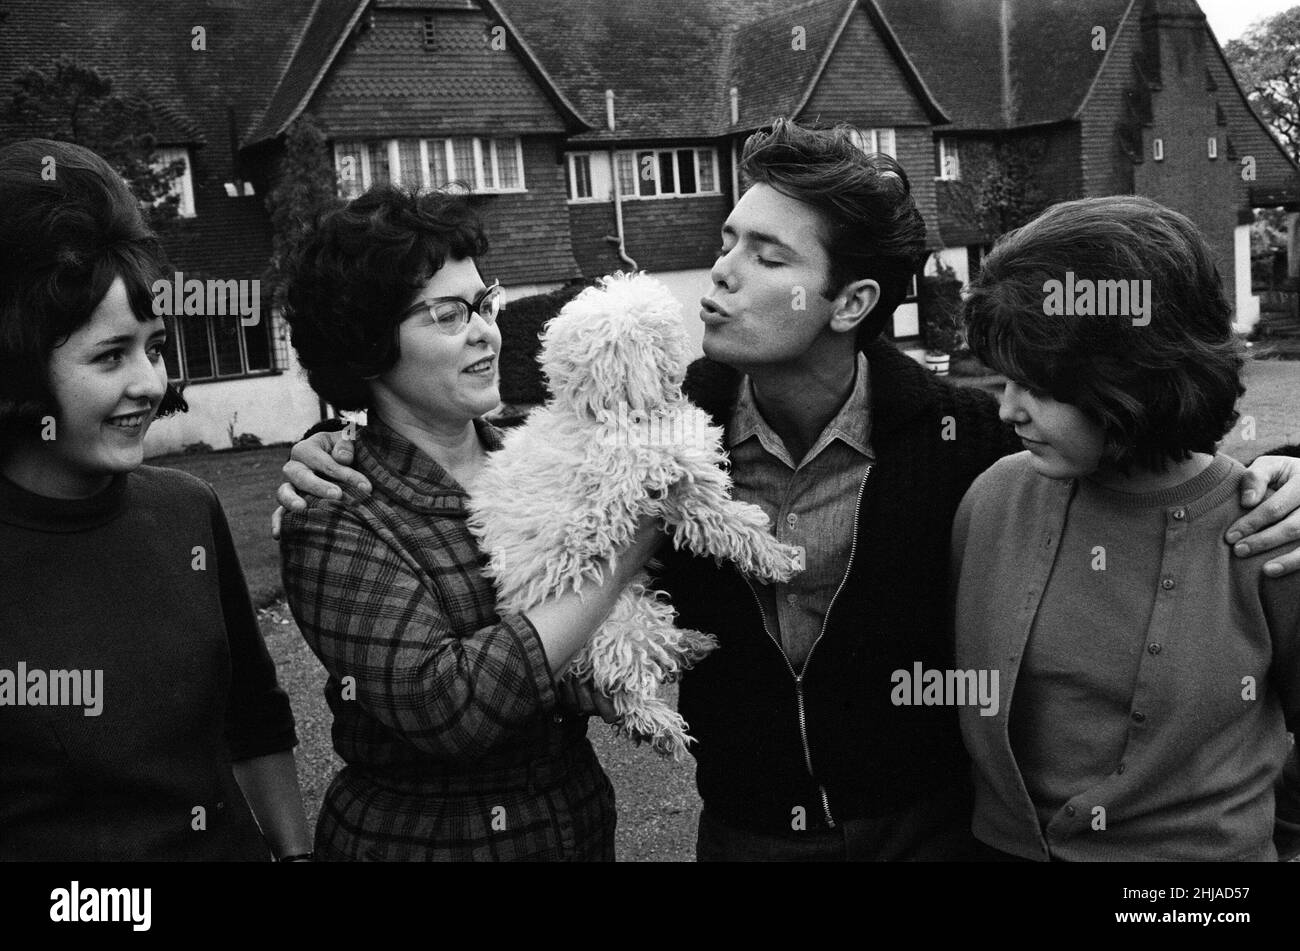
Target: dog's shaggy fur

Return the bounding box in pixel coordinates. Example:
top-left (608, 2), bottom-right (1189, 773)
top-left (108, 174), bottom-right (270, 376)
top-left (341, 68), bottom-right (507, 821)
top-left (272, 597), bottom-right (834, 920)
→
top-left (467, 272), bottom-right (800, 758)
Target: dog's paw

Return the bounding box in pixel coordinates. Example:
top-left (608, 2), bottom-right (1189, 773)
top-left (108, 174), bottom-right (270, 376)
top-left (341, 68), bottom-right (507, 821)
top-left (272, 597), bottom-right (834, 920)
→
top-left (744, 541), bottom-right (804, 585)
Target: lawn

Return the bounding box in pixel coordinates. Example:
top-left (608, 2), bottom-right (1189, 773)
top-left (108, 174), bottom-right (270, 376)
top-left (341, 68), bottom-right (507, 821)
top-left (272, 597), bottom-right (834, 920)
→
top-left (154, 354), bottom-right (1300, 862)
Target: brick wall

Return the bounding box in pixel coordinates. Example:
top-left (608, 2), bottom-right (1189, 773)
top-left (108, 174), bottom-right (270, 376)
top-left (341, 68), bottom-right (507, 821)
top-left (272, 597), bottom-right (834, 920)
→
top-left (569, 194), bottom-right (729, 277)
top-left (474, 136), bottom-right (581, 286)
top-left (1132, 21), bottom-right (1243, 306)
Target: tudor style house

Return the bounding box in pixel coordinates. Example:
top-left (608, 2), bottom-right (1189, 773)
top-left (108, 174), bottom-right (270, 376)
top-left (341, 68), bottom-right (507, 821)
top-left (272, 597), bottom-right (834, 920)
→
top-left (0, 0), bottom-right (1295, 454)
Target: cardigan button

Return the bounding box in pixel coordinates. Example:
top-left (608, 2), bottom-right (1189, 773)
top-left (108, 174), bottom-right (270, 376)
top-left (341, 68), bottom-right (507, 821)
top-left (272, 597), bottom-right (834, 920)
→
top-left (1131, 711), bottom-right (1146, 723)
top-left (1172, 508), bottom-right (1186, 520)
top-left (1064, 805), bottom-right (1076, 817)
top-left (1160, 577), bottom-right (1175, 590)
top-left (1147, 643), bottom-right (1162, 655)
top-left (1116, 763), bottom-right (1126, 775)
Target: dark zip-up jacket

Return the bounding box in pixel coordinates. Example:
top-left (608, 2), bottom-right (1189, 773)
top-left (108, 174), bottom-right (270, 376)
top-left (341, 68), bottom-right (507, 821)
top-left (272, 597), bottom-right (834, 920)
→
top-left (655, 338), bottom-right (1020, 835)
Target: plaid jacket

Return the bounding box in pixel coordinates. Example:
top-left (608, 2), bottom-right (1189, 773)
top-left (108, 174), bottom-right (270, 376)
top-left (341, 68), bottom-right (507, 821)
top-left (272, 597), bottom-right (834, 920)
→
top-left (280, 416), bottom-right (615, 861)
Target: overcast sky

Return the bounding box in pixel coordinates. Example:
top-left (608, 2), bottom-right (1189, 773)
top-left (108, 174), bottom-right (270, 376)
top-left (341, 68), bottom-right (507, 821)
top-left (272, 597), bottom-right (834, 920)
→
top-left (1200, 0), bottom-right (1297, 42)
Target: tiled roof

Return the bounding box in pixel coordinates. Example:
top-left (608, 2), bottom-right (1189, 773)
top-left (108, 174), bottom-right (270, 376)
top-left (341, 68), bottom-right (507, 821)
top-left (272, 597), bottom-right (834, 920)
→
top-left (0, 0), bottom-right (319, 282)
top-left (494, 0), bottom-right (732, 142)
top-left (875, 0), bottom-right (1134, 131)
top-left (246, 0), bottom-right (587, 146)
top-left (242, 0), bottom-right (369, 146)
top-left (728, 0), bottom-right (857, 130)
top-left (0, 0), bottom-right (315, 161)
top-left (495, 0), bottom-right (945, 141)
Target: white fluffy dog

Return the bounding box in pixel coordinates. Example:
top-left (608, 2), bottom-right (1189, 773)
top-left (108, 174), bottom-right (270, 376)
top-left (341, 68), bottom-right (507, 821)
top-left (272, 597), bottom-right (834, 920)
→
top-left (467, 272), bottom-right (800, 758)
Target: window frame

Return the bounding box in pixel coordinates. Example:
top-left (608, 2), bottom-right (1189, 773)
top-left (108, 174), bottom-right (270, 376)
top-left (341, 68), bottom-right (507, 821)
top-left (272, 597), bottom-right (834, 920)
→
top-left (164, 312), bottom-right (280, 384)
top-left (334, 136), bottom-right (527, 196)
top-left (152, 146), bottom-right (197, 218)
top-left (936, 138), bottom-right (961, 180)
top-left (848, 128), bottom-right (897, 160)
top-left (613, 147), bottom-right (721, 200)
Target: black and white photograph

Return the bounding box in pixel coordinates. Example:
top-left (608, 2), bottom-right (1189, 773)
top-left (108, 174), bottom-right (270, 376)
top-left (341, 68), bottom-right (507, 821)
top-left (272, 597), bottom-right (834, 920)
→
top-left (2, 0), bottom-right (1300, 930)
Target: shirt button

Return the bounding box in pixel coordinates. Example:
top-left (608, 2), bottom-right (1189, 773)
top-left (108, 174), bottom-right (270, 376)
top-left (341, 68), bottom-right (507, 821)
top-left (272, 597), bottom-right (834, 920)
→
top-left (1172, 508), bottom-right (1186, 520)
top-left (786, 593), bottom-right (798, 606)
top-left (1147, 643), bottom-right (1162, 655)
top-left (1131, 711), bottom-right (1146, 723)
top-left (1064, 805), bottom-right (1076, 817)
top-left (786, 513), bottom-right (798, 529)
top-left (1160, 578), bottom-right (1175, 590)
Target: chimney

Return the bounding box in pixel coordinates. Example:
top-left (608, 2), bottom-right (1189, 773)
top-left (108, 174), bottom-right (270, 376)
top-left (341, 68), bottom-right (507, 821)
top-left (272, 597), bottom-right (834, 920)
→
top-left (606, 89), bottom-right (616, 132)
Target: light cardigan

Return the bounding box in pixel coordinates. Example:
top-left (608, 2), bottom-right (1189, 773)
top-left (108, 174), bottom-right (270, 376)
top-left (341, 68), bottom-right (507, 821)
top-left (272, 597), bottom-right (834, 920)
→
top-left (952, 451), bottom-right (1300, 861)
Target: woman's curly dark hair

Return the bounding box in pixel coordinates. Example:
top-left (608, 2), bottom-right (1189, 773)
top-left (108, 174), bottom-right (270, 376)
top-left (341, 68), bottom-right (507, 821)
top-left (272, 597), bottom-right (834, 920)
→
top-left (0, 139), bottom-right (187, 446)
top-left (282, 185), bottom-right (489, 411)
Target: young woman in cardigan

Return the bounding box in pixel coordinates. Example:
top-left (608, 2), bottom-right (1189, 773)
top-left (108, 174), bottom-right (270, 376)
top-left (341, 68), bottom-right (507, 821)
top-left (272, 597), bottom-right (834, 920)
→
top-left (953, 195), bottom-right (1300, 861)
top-left (0, 139), bottom-right (311, 860)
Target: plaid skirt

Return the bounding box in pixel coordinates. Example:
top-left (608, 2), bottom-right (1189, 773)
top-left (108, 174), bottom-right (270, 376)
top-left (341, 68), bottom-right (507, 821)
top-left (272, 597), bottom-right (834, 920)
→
top-left (313, 737), bottom-right (616, 861)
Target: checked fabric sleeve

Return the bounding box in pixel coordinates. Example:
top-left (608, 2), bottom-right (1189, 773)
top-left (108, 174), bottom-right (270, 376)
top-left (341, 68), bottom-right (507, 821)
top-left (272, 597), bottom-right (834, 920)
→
top-left (280, 495), bottom-right (559, 766)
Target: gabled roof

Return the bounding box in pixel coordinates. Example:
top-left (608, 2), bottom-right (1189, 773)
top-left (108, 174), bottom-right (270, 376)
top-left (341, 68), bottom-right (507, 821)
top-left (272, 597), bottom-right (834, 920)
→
top-left (876, 0), bottom-right (1134, 131)
top-left (493, 0), bottom-right (734, 142)
top-left (242, 0), bottom-right (370, 147)
top-left (244, 0), bottom-right (588, 146)
top-left (496, 0), bottom-right (946, 141)
top-left (728, 0), bottom-right (859, 130)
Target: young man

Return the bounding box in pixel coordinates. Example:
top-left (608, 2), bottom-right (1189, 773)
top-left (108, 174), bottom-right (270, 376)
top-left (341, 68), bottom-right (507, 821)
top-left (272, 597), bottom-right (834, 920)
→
top-left (274, 119), bottom-right (1300, 861)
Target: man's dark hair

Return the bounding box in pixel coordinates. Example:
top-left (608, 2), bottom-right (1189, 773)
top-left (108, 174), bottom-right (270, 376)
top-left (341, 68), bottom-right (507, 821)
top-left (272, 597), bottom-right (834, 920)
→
top-left (282, 185), bottom-right (489, 411)
top-left (964, 195), bottom-right (1244, 474)
top-left (0, 138), bottom-right (187, 446)
top-left (739, 118), bottom-right (927, 342)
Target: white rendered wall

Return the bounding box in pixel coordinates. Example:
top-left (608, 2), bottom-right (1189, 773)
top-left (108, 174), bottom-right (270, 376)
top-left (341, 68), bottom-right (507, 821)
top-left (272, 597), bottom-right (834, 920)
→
top-left (1233, 224), bottom-right (1260, 336)
top-left (144, 315), bottom-right (323, 456)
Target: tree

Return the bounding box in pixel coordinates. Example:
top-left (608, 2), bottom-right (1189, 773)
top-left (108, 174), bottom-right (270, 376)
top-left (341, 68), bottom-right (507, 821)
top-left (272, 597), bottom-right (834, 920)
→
top-left (1225, 7), bottom-right (1300, 164)
top-left (1225, 11), bottom-right (1300, 284)
top-left (263, 114), bottom-right (341, 311)
top-left (2, 55), bottom-right (186, 232)
top-left (943, 138), bottom-right (1049, 241)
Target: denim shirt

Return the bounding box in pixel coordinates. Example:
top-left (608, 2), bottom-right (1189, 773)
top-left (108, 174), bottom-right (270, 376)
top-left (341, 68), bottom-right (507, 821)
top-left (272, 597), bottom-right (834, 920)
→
top-left (728, 352), bottom-right (874, 670)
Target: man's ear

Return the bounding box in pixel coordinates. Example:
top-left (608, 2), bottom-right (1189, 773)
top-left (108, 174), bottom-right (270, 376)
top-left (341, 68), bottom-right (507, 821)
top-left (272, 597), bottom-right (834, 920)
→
top-left (829, 278), bottom-right (880, 335)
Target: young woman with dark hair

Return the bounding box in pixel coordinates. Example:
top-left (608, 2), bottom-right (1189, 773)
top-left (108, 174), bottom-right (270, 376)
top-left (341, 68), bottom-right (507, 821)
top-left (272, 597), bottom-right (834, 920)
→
top-left (0, 138), bottom-right (311, 861)
top-left (954, 195), bottom-right (1300, 861)
top-left (277, 185), bottom-right (659, 861)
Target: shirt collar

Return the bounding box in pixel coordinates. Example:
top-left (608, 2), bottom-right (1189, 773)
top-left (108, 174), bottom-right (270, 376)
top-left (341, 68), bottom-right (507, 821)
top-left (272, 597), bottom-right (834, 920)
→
top-left (728, 351), bottom-right (873, 464)
top-left (357, 414), bottom-right (503, 514)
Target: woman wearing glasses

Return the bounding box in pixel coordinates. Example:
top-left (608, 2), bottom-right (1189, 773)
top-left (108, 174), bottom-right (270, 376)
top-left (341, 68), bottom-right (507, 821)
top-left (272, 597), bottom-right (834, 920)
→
top-left (277, 186), bottom-right (658, 861)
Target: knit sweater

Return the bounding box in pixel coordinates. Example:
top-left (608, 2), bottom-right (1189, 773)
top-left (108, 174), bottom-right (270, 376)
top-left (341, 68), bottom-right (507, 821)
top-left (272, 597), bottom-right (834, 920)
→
top-left (952, 451), bottom-right (1300, 860)
top-left (0, 466), bottom-right (297, 861)
top-left (655, 338), bottom-right (1022, 835)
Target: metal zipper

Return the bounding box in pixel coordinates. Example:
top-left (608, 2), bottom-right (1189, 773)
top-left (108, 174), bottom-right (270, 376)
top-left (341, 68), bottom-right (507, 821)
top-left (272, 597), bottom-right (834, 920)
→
top-left (741, 463), bottom-right (873, 831)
